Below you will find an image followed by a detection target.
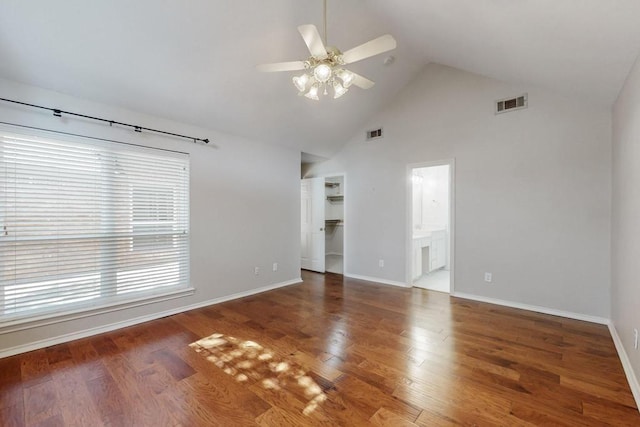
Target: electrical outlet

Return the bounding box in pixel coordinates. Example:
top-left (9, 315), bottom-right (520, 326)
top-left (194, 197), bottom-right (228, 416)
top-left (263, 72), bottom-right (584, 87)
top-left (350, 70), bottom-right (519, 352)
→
top-left (634, 328), bottom-right (638, 350)
top-left (254, 267), bottom-right (259, 276)
top-left (272, 262), bottom-right (278, 272)
top-left (379, 259), bottom-right (384, 268)
top-left (484, 272), bottom-right (492, 283)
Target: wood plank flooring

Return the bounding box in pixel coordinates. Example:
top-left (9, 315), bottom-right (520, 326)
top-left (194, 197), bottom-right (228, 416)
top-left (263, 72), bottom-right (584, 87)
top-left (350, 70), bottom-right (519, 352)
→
top-left (1, 271), bottom-right (638, 426)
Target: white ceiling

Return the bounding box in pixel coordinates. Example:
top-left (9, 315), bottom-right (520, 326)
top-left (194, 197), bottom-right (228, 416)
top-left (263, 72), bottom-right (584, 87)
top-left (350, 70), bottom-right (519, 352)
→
top-left (1, 0), bottom-right (639, 157)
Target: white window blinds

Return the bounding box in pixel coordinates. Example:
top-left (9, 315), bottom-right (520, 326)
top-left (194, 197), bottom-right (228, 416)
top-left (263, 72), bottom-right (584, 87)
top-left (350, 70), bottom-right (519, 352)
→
top-left (0, 129), bottom-right (190, 322)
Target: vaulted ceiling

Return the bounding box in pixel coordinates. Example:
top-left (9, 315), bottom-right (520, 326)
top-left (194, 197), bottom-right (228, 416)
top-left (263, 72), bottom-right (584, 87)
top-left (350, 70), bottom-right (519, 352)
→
top-left (1, 0), bottom-right (639, 157)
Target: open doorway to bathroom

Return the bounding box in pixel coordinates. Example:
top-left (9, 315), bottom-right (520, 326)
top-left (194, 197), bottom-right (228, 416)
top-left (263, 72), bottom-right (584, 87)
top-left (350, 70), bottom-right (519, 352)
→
top-left (409, 161), bottom-right (453, 293)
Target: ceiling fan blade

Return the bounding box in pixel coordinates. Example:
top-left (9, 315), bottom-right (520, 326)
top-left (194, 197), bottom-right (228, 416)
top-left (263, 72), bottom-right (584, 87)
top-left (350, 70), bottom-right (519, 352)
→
top-left (341, 34), bottom-right (397, 64)
top-left (351, 73), bottom-right (375, 90)
top-left (298, 24), bottom-right (328, 59)
top-left (256, 61), bottom-right (307, 72)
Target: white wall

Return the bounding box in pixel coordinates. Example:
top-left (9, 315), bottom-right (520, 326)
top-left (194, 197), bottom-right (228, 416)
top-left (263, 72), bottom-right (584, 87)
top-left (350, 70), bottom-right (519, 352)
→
top-left (0, 78), bottom-right (301, 354)
top-left (413, 165), bottom-right (449, 230)
top-left (612, 53), bottom-right (640, 391)
top-left (309, 63), bottom-right (612, 318)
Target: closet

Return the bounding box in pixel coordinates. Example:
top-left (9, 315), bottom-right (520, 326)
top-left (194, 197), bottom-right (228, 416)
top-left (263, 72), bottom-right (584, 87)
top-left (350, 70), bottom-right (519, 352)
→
top-left (324, 177), bottom-right (344, 274)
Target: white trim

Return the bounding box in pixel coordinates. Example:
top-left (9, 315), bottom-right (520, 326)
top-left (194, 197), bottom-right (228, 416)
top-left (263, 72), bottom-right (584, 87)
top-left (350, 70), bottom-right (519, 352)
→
top-left (0, 277), bottom-right (302, 359)
top-left (451, 291), bottom-right (609, 325)
top-left (608, 322), bottom-right (640, 411)
top-left (0, 287), bottom-right (195, 335)
top-left (344, 273), bottom-right (409, 288)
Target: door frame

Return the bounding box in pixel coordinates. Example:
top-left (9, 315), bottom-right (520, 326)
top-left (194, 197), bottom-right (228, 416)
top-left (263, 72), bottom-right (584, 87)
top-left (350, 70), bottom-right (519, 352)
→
top-left (405, 159), bottom-right (455, 292)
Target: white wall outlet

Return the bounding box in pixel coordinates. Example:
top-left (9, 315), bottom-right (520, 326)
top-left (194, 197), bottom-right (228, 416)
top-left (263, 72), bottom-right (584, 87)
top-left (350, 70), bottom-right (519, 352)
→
top-left (254, 267), bottom-right (259, 276)
top-left (634, 328), bottom-right (638, 350)
top-left (484, 272), bottom-right (492, 283)
top-left (379, 259), bottom-right (384, 268)
top-left (272, 262), bottom-right (278, 272)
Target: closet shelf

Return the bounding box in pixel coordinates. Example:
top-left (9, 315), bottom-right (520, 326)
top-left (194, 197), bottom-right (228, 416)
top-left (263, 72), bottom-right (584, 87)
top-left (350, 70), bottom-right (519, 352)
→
top-left (325, 219), bottom-right (342, 224)
top-left (326, 195), bottom-right (344, 202)
top-left (325, 182), bottom-right (340, 188)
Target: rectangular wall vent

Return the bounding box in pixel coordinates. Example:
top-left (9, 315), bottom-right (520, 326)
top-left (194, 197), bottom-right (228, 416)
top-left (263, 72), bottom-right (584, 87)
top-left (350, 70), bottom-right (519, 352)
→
top-left (366, 128), bottom-right (383, 140)
top-left (496, 94), bottom-right (527, 114)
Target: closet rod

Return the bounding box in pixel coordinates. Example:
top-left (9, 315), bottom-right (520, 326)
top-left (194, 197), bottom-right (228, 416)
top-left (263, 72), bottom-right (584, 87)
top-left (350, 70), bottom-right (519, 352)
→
top-left (0, 97), bottom-right (210, 144)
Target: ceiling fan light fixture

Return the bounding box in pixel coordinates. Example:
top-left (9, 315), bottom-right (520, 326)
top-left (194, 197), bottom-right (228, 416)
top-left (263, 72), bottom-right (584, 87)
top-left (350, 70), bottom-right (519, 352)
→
top-left (257, 0), bottom-right (396, 101)
top-left (304, 84), bottom-right (320, 100)
top-left (313, 63), bottom-right (332, 83)
top-left (333, 81), bottom-right (348, 99)
top-left (337, 69), bottom-right (354, 88)
top-left (292, 73), bottom-right (311, 92)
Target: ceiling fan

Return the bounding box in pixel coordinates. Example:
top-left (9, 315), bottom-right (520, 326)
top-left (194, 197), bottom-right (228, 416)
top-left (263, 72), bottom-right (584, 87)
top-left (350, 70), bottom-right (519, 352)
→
top-left (257, 0), bottom-right (397, 100)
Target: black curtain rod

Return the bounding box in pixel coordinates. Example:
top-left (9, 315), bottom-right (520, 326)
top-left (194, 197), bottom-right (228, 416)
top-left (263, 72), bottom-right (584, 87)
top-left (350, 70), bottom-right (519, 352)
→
top-left (0, 97), bottom-right (209, 144)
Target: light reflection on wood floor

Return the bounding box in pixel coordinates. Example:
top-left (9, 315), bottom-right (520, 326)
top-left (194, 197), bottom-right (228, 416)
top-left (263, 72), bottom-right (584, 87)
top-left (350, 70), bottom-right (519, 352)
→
top-left (0, 270), bottom-right (638, 425)
top-left (190, 333), bottom-right (327, 416)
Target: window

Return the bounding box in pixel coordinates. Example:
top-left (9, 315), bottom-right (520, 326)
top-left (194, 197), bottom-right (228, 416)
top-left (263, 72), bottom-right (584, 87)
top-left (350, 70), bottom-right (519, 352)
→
top-left (0, 128), bottom-right (190, 322)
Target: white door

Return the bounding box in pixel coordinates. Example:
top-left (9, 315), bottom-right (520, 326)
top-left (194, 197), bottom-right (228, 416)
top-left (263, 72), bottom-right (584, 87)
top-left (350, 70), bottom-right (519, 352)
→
top-left (301, 177), bottom-right (325, 272)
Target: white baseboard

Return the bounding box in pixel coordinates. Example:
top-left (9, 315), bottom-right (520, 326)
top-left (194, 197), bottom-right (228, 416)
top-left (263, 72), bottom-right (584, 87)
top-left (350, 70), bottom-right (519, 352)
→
top-left (0, 277), bottom-right (302, 359)
top-left (608, 322), bottom-right (640, 411)
top-left (344, 273), bottom-right (409, 288)
top-left (451, 291), bottom-right (609, 325)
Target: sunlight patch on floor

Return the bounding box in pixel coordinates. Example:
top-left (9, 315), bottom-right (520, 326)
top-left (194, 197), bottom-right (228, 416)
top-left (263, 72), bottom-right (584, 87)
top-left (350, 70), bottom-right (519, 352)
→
top-left (190, 333), bottom-right (326, 415)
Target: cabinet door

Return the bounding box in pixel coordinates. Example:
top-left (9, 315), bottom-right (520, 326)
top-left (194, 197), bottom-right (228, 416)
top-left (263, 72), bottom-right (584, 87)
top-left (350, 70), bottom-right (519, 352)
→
top-left (413, 244), bottom-right (422, 279)
top-left (437, 238), bottom-right (447, 268)
top-left (430, 238), bottom-right (445, 271)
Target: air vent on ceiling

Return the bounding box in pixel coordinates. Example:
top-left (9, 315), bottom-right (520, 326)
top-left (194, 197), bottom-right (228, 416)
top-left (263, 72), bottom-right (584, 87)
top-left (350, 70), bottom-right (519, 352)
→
top-left (496, 94), bottom-right (527, 114)
top-left (366, 128), bottom-right (383, 141)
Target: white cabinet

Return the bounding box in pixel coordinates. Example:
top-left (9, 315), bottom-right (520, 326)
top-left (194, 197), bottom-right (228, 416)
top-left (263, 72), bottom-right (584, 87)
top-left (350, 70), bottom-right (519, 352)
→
top-left (412, 238), bottom-right (426, 279)
top-left (429, 231), bottom-right (446, 271)
top-left (412, 230), bottom-right (447, 280)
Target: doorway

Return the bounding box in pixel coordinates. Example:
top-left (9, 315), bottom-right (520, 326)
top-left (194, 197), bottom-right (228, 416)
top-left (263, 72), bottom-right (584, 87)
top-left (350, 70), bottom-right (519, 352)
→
top-left (408, 161), bottom-right (454, 293)
top-left (301, 175), bottom-right (345, 274)
top-left (324, 176), bottom-right (344, 274)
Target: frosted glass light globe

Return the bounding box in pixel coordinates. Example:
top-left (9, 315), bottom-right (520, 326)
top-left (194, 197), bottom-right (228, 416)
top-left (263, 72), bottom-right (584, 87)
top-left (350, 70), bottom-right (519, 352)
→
top-left (337, 69), bottom-right (355, 88)
top-left (304, 84), bottom-right (320, 100)
top-left (313, 64), bottom-right (332, 83)
top-left (292, 73), bottom-right (310, 92)
top-left (333, 81), bottom-right (348, 99)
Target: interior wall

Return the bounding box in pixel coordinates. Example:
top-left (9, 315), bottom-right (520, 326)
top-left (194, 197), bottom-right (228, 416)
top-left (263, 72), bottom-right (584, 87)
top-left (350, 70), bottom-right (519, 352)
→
top-left (308, 63), bottom-right (612, 318)
top-left (612, 53), bottom-right (640, 387)
top-left (0, 77), bottom-right (301, 353)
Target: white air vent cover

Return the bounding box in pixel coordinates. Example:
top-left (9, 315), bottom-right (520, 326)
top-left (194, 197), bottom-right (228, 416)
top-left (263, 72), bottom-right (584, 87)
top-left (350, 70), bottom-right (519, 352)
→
top-left (496, 94), bottom-right (527, 114)
top-left (366, 128), bottom-right (383, 140)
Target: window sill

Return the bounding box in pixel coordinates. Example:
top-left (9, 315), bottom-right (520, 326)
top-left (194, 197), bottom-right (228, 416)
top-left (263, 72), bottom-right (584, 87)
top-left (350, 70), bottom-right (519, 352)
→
top-left (0, 287), bottom-right (195, 335)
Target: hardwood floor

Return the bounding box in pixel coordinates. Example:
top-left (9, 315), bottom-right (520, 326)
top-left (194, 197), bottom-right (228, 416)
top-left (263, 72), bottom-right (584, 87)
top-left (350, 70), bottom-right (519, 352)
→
top-left (1, 271), bottom-right (638, 426)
